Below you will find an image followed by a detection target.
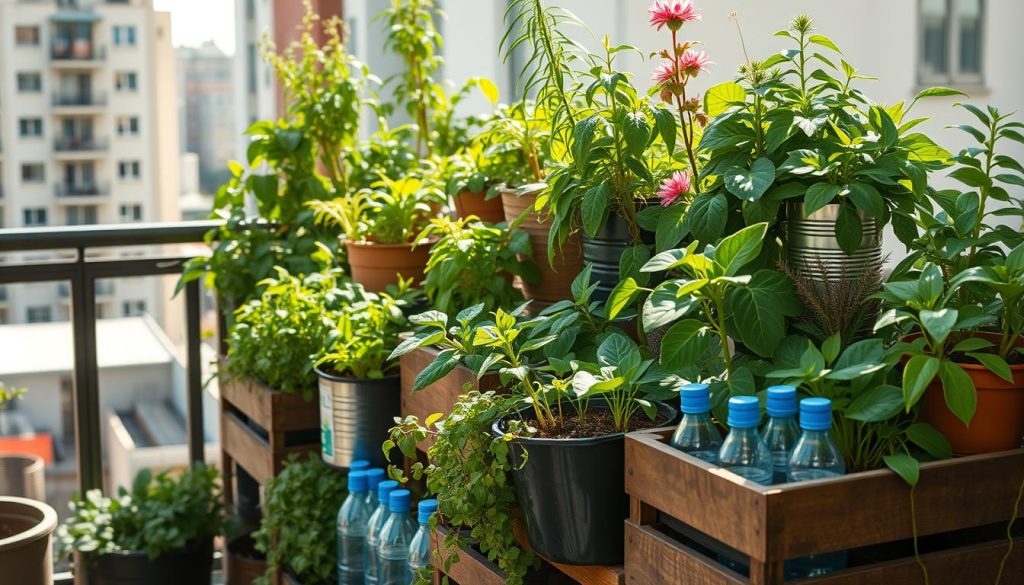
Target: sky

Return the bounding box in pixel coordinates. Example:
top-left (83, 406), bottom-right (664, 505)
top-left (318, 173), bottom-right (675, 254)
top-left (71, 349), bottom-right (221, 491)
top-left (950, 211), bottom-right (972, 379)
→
top-left (154, 0), bottom-right (236, 55)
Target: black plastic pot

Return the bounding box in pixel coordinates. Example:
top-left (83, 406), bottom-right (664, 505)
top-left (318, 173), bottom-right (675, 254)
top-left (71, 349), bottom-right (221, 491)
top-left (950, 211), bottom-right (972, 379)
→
top-left (582, 202), bottom-right (658, 302)
top-left (492, 401), bottom-right (677, 565)
top-left (315, 368), bottom-right (401, 468)
top-left (92, 539), bottom-right (213, 585)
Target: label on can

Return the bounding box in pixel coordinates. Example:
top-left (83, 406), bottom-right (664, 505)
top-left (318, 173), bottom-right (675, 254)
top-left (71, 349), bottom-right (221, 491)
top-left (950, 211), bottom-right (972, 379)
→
top-left (319, 381), bottom-right (334, 462)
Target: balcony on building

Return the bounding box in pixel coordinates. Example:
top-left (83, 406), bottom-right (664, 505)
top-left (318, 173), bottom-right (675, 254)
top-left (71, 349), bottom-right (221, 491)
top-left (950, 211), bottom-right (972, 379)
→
top-left (50, 13), bottom-right (104, 68)
top-left (54, 181), bottom-right (109, 202)
top-left (53, 136), bottom-right (108, 160)
top-left (52, 91), bottom-right (106, 111)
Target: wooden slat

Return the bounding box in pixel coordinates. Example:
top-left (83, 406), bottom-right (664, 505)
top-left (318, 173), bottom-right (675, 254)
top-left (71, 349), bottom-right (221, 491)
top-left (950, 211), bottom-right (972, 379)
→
top-left (222, 411), bottom-right (273, 483)
top-left (433, 527), bottom-right (507, 585)
top-left (512, 517), bottom-right (625, 585)
top-left (625, 430), bottom-right (769, 559)
top-left (624, 521), bottom-right (745, 585)
top-left (220, 374), bottom-right (319, 432)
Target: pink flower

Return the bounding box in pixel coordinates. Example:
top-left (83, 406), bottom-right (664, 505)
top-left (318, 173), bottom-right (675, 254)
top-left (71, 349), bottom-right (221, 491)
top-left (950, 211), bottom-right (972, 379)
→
top-left (652, 59), bottom-right (679, 84)
top-left (677, 49), bottom-right (712, 78)
top-left (658, 171), bottom-right (692, 206)
top-left (649, 0), bottom-right (702, 31)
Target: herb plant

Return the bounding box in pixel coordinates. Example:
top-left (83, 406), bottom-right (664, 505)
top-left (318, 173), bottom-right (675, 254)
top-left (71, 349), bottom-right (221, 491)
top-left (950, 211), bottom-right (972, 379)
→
top-left (57, 464), bottom-right (224, 560)
top-left (0, 381), bottom-right (25, 407)
top-left (316, 280), bottom-right (412, 379)
top-left (309, 174), bottom-right (444, 245)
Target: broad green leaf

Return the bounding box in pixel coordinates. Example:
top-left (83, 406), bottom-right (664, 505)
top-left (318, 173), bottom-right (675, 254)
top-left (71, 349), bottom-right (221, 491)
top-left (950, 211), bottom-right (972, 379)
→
top-left (965, 352), bottom-right (1015, 383)
top-left (902, 355), bottom-right (940, 409)
top-left (938, 360), bottom-right (976, 425)
top-left (620, 245), bottom-right (651, 283)
top-left (714, 222), bottom-right (768, 276)
top-left (920, 308), bottom-right (958, 344)
top-left (455, 303), bottom-right (485, 325)
top-left (847, 181), bottom-right (886, 218)
top-left (724, 158), bottom-right (776, 202)
top-left (688, 192), bottom-right (728, 243)
top-left (597, 332), bottom-right (640, 370)
top-left (764, 110), bottom-right (795, 153)
top-left (410, 310), bottom-right (448, 328)
top-left (660, 319), bottom-right (713, 370)
top-left (571, 264), bottom-right (594, 299)
top-left (572, 115), bottom-right (601, 173)
top-left (411, 349), bottom-right (460, 393)
top-left (949, 167), bottom-right (992, 189)
top-left (919, 263), bottom-right (944, 305)
top-left (952, 337), bottom-right (994, 353)
top-left (643, 249), bottom-right (687, 273)
top-left (726, 269), bottom-right (802, 357)
top-left (822, 334), bottom-right (842, 364)
top-left (846, 385), bottom-right (904, 422)
top-left (805, 183), bottom-right (841, 215)
top-left (808, 34), bottom-right (842, 54)
top-left (834, 205), bottom-right (863, 255)
top-left (914, 87), bottom-right (967, 101)
top-left (655, 203), bottom-right (688, 251)
top-left (623, 111), bottom-right (651, 157)
top-left (581, 182), bottom-right (612, 237)
top-left (704, 82), bottom-right (746, 116)
top-left (606, 277), bottom-right (640, 320)
top-left (389, 330), bottom-right (444, 360)
top-left (902, 133), bottom-right (952, 164)
top-left (651, 106), bottom-right (677, 154)
top-left (884, 453), bottom-right (920, 486)
top-left (643, 280), bottom-right (698, 332)
top-left (905, 422), bottom-right (953, 460)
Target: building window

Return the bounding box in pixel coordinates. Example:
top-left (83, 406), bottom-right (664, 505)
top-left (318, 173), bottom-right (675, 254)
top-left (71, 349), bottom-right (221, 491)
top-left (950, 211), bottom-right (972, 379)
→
top-left (920, 0), bottom-right (984, 85)
top-left (114, 71), bottom-right (138, 92)
top-left (113, 25), bottom-right (137, 47)
top-left (66, 205), bottom-right (97, 226)
top-left (119, 203), bottom-right (143, 222)
top-left (18, 118), bottom-right (43, 138)
top-left (23, 208), bottom-right (48, 226)
top-left (116, 116), bottom-right (140, 136)
top-left (21, 163), bottom-right (45, 183)
top-left (122, 300), bottom-right (147, 317)
top-left (15, 25), bottom-right (40, 46)
top-left (26, 306), bottom-right (53, 324)
top-left (247, 43), bottom-right (257, 93)
top-left (16, 72), bottom-right (42, 92)
top-left (118, 160), bottom-right (141, 180)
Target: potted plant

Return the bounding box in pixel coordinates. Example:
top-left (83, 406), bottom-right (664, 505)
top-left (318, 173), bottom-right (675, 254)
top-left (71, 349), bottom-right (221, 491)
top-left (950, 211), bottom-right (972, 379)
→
top-left (0, 382), bottom-right (57, 585)
top-left (442, 145), bottom-right (507, 223)
top-left (56, 464), bottom-right (223, 585)
top-left (416, 215), bottom-right (536, 316)
top-left (314, 280), bottom-right (412, 468)
top-left (254, 454), bottom-right (348, 585)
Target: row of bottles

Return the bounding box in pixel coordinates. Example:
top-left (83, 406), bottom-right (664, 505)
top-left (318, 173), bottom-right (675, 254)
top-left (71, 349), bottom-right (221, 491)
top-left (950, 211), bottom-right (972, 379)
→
top-left (338, 460), bottom-right (437, 585)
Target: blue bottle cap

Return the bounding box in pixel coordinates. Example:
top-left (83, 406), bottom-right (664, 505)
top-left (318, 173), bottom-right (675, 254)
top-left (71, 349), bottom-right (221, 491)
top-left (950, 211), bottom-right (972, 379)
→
top-left (349, 460), bottom-right (370, 471)
top-left (365, 468), bottom-right (386, 491)
top-left (765, 385), bottom-right (798, 417)
top-left (680, 383), bottom-right (711, 414)
top-left (417, 499), bottom-right (438, 525)
top-left (348, 470), bottom-right (368, 493)
top-left (727, 396), bottom-right (760, 429)
top-left (377, 479), bottom-right (399, 503)
top-left (799, 397), bottom-right (833, 431)
top-left (389, 489), bottom-right (412, 513)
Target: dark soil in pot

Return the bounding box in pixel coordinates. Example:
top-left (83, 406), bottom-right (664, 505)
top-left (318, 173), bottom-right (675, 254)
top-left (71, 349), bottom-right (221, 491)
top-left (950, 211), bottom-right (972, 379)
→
top-left (92, 538), bottom-right (214, 585)
top-left (492, 400), bottom-right (676, 565)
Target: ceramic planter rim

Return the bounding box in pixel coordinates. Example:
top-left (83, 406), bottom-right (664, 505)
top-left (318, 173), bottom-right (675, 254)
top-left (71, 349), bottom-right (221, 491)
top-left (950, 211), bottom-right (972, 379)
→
top-left (0, 496), bottom-right (57, 549)
top-left (343, 236), bottom-right (438, 250)
top-left (901, 331), bottom-right (1024, 373)
top-left (490, 399), bottom-right (676, 447)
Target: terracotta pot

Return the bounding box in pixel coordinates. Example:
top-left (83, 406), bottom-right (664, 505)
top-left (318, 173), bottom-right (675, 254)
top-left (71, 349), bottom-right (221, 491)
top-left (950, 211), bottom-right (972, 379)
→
top-left (344, 239), bottom-right (434, 293)
top-left (501, 187), bottom-right (582, 311)
top-left (225, 532), bottom-right (266, 585)
top-left (919, 332), bottom-right (1024, 455)
top-left (453, 191), bottom-right (505, 224)
top-left (0, 496), bottom-right (57, 585)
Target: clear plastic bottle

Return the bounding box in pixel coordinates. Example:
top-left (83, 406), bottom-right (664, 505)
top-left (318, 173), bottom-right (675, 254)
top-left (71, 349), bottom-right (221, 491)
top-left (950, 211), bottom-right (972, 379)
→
top-left (785, 397), bottom-right (847, 577)
top-left (364, 468), bottom-right (386, 509)
top-left (717, 396), bottom-right (773, 485)
top-left (669, 382), bottom-right (723, 463)
top-left (377, 489), bottom-right (418, 585)
top-left (408, 499), bottom-right (438, 579)
top-left (364, 479), bottom-right (399, 585)
top-left (761, 385), bottom-right (801, 484)
top-left (350, 460), bottom-right (370, 472)
top-left (337, 470), bottom-right (372, 585)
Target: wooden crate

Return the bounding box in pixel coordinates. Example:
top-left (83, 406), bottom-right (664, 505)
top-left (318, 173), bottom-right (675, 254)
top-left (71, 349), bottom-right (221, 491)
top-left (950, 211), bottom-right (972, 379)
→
top-left (625, 428), bottom-right (1024, 585)
top-left (432, 526), bottom-right (584, 585)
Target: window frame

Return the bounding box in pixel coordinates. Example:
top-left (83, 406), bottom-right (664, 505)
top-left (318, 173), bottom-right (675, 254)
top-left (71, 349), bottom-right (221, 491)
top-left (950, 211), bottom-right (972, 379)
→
top-left (22, 207), bottom-right (48, 227)
top-left (21, 163), bottom-right (46, 184)
top-left (16, 72), bottom-right (43, 92)
top-left (18, 118), bottom-right (44, 138)
top-left (15, 25), bottom-right (41, 46)
top-left (26, 305), bottom-right (53, 324)
top-left (918, 0), bottom-right (985, 87)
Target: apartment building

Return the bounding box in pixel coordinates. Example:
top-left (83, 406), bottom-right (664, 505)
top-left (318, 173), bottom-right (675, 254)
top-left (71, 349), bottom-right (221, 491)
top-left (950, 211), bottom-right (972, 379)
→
top-left (0, 0), bottom-right (180, 325)
top-left (178, 40), bottom-right (234, 194)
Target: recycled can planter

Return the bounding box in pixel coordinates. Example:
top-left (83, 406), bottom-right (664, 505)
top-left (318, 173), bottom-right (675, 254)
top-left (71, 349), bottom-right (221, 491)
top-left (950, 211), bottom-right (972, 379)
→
top-left (785, 202), bottom-right (882, 283)
top-left (492, 401), bottom-right (676, 565)
top-left (581, 201), bottom-right (657, 302)
top-left (92, 539), bottom-right (214, 585)
top-left (0, 496), bottom-right (57, 585)
top-left (316, 368), bottom-right (401, 469)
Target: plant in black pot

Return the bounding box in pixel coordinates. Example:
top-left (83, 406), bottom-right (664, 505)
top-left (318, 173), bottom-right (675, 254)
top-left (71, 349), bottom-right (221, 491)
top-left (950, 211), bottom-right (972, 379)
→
top-left (315, 280), bottom-right (412, 468)
top-left (56, 464), bottom-right (223, 585)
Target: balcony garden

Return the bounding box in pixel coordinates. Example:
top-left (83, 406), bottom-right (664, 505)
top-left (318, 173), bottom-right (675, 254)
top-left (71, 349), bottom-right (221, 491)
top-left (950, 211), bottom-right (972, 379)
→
top-left (2, 0), bottom-right (1023, 584)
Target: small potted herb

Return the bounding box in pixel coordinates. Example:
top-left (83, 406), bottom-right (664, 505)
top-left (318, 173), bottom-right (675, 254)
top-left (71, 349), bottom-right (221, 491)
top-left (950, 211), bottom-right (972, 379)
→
top-left (56, 464), bottom-right (223, 585)
top-left (442, 146), bottom-right (506, 223)
top-left (310, 174), bottom-right (444, 292)
top-left (315, 281), bottom-right (411, 468)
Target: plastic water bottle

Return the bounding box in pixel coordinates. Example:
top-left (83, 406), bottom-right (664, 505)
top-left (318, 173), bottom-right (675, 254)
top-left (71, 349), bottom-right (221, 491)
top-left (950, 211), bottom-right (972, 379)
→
top-left (350, 460), bottom-right (370, 472)
top-left (408, 499), bottom-right (438, 579)
top-left (337, 470), bottom-right (372, 585)
top-left (365, 480), bottom-right (399, 585)
top-left (377, 489), bottom-right (417, 585)
top-left (717, 396), bottom-right (773, 485)
top-left (785, 397), bottom-right (847, 577)
top-left (761, 386), bottom-right (801, 484)
top-left (669, 383), bottom-right (722, 463)
top-left (365, 468), bottom-right (386, 508)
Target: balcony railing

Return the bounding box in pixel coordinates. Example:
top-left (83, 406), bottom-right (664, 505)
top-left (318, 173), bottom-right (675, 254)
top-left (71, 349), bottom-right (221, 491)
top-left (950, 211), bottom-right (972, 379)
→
top-left (50, 43), bottom-right (105, 62)
top-left (52, 92), bottom-right (106, 107)
top-left (55, 182), bottom-right (109, 198)
top-left (54, 137), bottom-right (108, 152)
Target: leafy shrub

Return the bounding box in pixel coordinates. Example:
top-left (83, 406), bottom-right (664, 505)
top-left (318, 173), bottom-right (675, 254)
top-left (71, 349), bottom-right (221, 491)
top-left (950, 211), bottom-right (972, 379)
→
top-left (316, 280), bottom-right (412, 379)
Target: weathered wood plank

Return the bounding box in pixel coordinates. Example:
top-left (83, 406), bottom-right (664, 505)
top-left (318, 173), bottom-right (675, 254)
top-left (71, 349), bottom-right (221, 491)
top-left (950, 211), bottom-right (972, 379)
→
top-left (624, 522), bottom-right (745, 585)
top-left (220, 373), bottom-right (319, 432)
top-left (512, 517), bottom-right (625, 585)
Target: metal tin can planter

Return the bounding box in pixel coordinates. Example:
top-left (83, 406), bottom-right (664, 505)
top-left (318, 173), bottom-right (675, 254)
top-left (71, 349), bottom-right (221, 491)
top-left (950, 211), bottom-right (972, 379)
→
top-left (492, 401), bottom-right (676, 565)
top-left (316, 369), bottom-right (401, 469)
top-left (785, 202), bottom-right (882, 283)
top-left (582, 202), bottom-right (657, 302)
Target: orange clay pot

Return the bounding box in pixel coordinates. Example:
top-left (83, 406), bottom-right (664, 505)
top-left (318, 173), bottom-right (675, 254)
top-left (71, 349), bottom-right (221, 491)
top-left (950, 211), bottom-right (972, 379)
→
top-left (453, 191), bottom-right (505, 224)
top-left (919, 332), bottom-right (1024, 455)
top-left (501, 186), bottom-right (582, 312)
top-left (344, 239), bottom-right (434, 293)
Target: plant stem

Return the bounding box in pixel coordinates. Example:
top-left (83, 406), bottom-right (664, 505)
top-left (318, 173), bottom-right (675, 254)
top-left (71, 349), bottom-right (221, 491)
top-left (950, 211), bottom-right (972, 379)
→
top-left (670, 29), bottom-right (700, 189)
top-left (994, 473), bottom-right (1024, 585)
top-left (910, 482), bottom-right (930, 585)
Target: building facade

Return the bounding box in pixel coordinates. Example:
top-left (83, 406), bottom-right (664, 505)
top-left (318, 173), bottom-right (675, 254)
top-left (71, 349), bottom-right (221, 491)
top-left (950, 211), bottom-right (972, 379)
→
top-left (178, 40), bottom-right (234, 194)
top-left (0, 0), bottom-right (180, 325)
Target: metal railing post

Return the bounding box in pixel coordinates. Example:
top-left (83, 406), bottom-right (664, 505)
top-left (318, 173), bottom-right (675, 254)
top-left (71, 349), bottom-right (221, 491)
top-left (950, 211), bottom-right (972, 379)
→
top-left (185, 279), bottom-right (205, 465)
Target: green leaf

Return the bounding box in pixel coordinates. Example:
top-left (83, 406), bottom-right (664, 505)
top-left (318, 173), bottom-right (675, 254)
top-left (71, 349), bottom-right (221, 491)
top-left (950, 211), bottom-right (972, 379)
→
top-left (808, 34), bottom-right (842, 53)
top-left (905, 422), bottom-right (953, 460)
top-left (804, 183), bottom-right (841, 215)
top-left (620, 245), bottom-right (651, 283)
top-left (920, 308), bottom-right (959, 344)
top-left (834, 205), bottom-right (863, 255)
top-left (597, 332), bottom-right (640, 369)
top-left (847, 181), bottom-right (886, 218)
top-left (965, 352), bottom-right (1015, 383)
top-left (651, 107), bottom-right (677, 154)
top-left (714, 222), bottom-right (768, 276)
top-left (606, 277), bottom-right (640, 320)
top-left (643, 249), bottom-right (687, 272)
top-left (410, 310), bottom-right (448, 328)
top-left (952, 337), bottom-right (994, 353)
top-left (571, 264), bottom-right (594, 300)
top-left (572, 115), bottom-right (601, 174)
top-left (724, 158), bottom-right (776, 202)
top-left (822, 334), bottom-right (842, 364)
top-left (643, 280), bottom-right (698, 332)
top-left (846, 385), bottom-right (904, 422)
top-left (883, 453), bottom-right (920, 486)
top-left (764, 110), bottom-right (795, 153)
top-left (949, 166), bottom-right (992, 189)
top-left (704, 82), bottom-right (746, 116)
top-left (411, 349), bottom-right (460, 393)
top-left (902, 355), bottom-right (940, 409)
top-left (914, 87), bottom-right (967, 101)
top-left (389, 331), bottom-right (444, 360)
top-left (655, 203), bottom-right (688, 251)
top-left (660, 319), bottom-right (713, 370)
top-left (623, 111), bottom-right (651, 157)
top-left (726, 269), bottom-right (802, 357)
top-left (581, 182), bottom-right (612, 237)
top-left (688, 192), bottom-right (728, 243)
top-left (938, 360), bottom-right (976, 425)
top-left (918, 263), bottom-right (944, 306)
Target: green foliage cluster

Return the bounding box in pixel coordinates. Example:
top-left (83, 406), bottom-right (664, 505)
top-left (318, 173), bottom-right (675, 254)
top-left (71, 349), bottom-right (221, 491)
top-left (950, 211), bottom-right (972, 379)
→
top-left (57, 464), bottom-right (223, 560)
top-left (254, 454), bottom-right (348, 585)
top-left (309, 174), bottom-right (445, 245)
